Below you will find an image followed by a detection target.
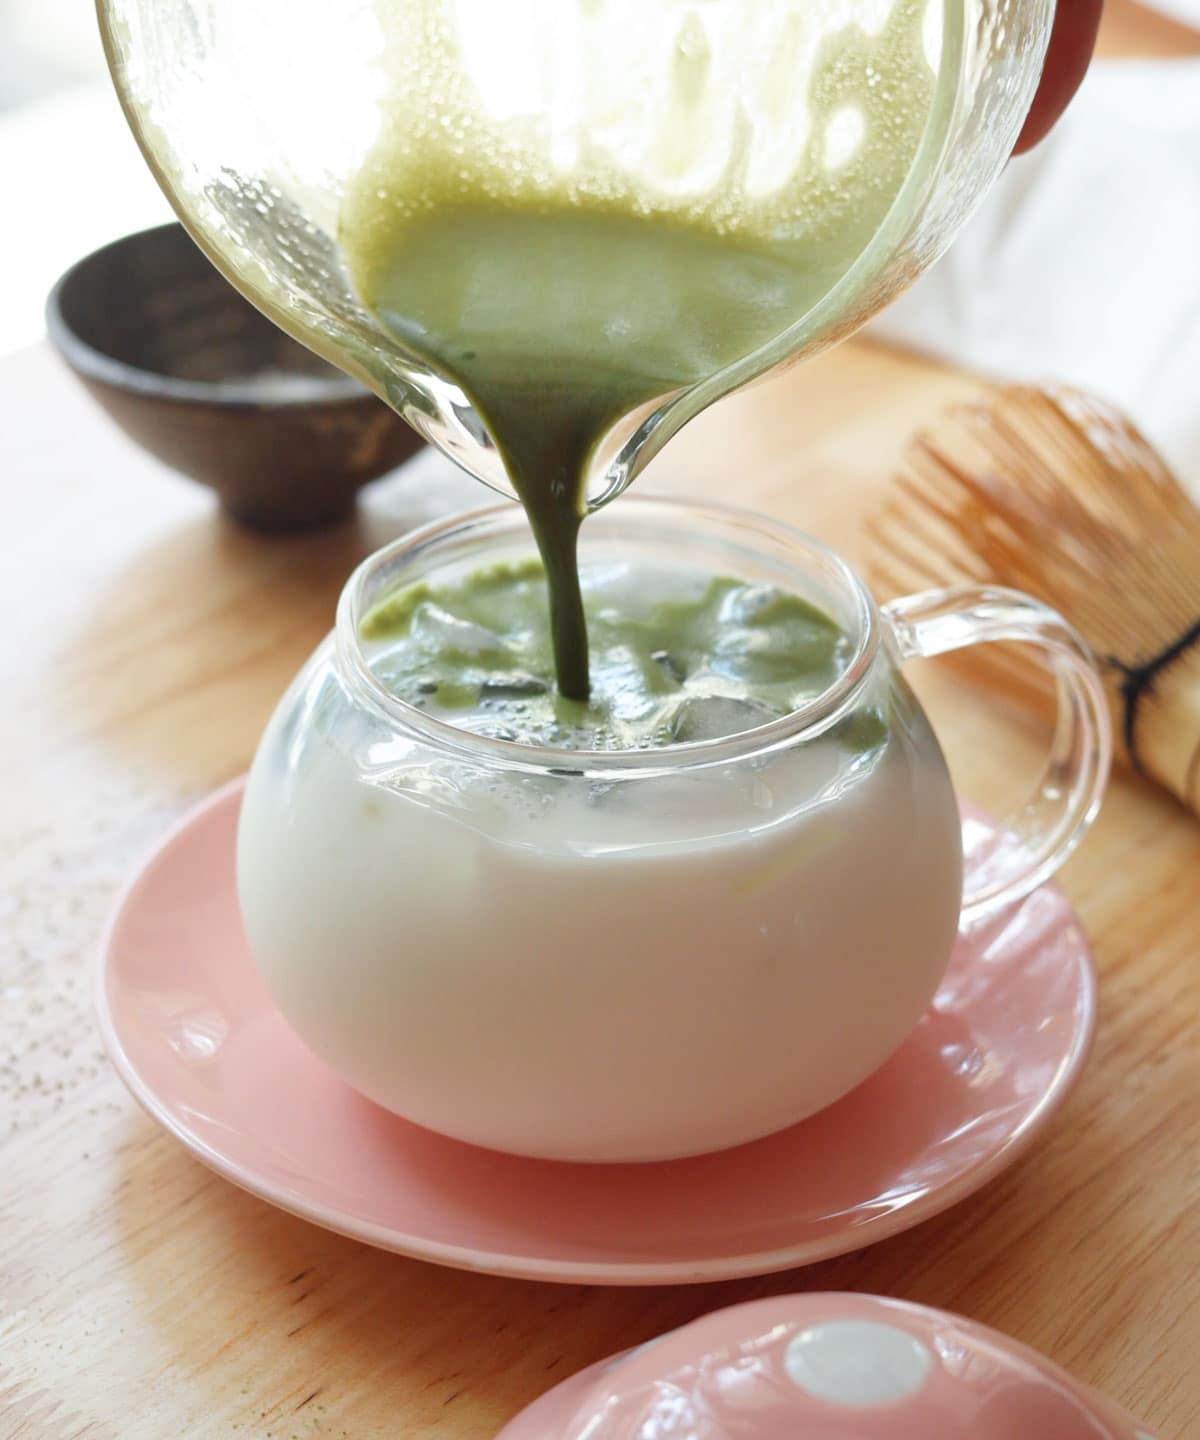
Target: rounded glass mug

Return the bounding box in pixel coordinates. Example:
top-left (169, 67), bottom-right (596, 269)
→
top-left (237, 498), bottom-right (1110, 1163)
top-left (98, 0), bottom-right (1054, 509)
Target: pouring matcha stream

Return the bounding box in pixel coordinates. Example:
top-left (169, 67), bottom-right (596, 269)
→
top-left (337, 0), bottom-right (935, 700)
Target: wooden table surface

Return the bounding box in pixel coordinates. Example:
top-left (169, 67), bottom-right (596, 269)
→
top-left (3, 10), bottom-right (1200, 1436)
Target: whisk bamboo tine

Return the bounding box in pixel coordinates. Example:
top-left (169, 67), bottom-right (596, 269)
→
top-left (956, 418), bottom-right (1120, 551)
top-left (863, 513), bottom-right (971, 587)
top-left (938, 405), bottom-right (1157, 574)
top-left (866, 382), bottom-right (1200, 816)
top-left (1015, 389), bottom-right (1187, 524)
top-left (892, 467), bottom-right (980, 537)
top-left (1003, 393), bottom-right (1116, 488)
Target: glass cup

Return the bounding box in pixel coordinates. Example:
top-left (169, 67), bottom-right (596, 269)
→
top-left (236, 498), bottom-right (1110, 1163)
top-left (98, 0), bottom-right (1054, 508)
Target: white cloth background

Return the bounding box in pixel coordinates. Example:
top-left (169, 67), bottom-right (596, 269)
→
top-left (870, 54), bottom-right (1200, 493)
top-left (1145, 0), bottom-right (1200, 27)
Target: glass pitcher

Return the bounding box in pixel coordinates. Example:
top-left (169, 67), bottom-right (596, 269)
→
top-left (97, 0), bottom-right (1053, 509)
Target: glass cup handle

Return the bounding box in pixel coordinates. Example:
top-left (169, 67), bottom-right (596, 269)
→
top-left (881, 585), bottom-right (1112, 923)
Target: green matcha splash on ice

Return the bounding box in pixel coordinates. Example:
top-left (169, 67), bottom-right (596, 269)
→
top-left (360, 558), bottom-right (890, 756)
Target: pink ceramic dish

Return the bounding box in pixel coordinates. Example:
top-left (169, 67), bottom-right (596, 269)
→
top-left (497, 1293), bottom-right (1158, 1438)
top-left (95, 780), bottom-right (1096, 1286)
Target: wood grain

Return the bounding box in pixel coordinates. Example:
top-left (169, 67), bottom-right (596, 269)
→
top-left (3, 13), bottom-right (1199, 1433)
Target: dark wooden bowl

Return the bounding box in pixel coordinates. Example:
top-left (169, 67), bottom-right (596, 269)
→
top-left (46, 223), bottom-right (422, 532)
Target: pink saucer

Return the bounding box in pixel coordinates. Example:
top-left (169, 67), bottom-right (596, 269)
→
top-left (96, 780), bottom-right (1096, 1286)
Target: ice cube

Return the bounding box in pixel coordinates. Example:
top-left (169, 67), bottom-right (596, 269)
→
top-left (480, 674), bottom-right (548, 699)
top-left (411, 604), bottom-right (511, 663)
top-left (670, 695), bottom-right (781, 743)
top-left (722, 583), bottom-right (780, 625)
top-left (650, 649), bottom-right (686, 684)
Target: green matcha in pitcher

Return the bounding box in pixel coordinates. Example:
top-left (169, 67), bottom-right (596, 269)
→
top-left (340, 0), bottom-right (936, 699)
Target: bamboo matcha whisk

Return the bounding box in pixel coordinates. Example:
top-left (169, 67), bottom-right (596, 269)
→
top-left (866, 384), bottom-right (1200, 817)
